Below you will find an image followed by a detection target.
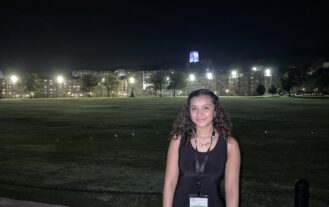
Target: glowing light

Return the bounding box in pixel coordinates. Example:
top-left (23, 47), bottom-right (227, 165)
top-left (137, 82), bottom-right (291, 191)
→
top-left (231, 70), bottom-right (238, 78)
top-left (206, 72), bottom-right (213, 80)
top-left (10, 75), bottom-right (18, 84)
top-left (225, 89), bottom-right (229, 93)
top-left (129, 77), bottom-right (135, 84)
top-left (264, 68), bottom-right (272, 77)
top-left (166, 77), bottom-right (170, 81)
top-left (252, 67), bottom-right (257, 71)
top-left (57, 76), bottom-right (64, 84)
top-left (189, 74), bottom-right (196, 81)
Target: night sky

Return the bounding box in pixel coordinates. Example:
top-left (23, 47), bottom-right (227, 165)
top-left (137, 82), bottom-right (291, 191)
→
top-left (1, 1), bottom-right (329, 75)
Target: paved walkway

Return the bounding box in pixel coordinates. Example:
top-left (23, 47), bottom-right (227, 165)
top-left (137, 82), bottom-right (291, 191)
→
top-left (0, 197), bottom-right (68, 207)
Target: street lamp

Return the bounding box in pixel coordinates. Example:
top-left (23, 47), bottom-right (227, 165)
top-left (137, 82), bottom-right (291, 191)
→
top-left (264, 68), bottom-right (272, 77)
top-left (10, 75), bottom-right (18, 84)
top-left (10, 75), bottom-right (19, 97)
top-left (230, 70), bottom-right (239, 96)
top-left (129, 77), bottom-right (135, 97)
top-left (249, 67), bottom-right (257, 96)
top-left (129, 77), bottom-right (135, 84)
top-left (225, 89), bottom-right (229, 96)
top-left (57, 76), bottom-right (64, 84)
top-left (231, 70), bottom-right (238, 78)
top-left (56, 75), bottom-right (65, 97)
top-left (264, 69), bottom-right (272, 94)
top-left (189, 74), bottom-right (196, 82)
top-left (206, 72), bottom-right (213, 80)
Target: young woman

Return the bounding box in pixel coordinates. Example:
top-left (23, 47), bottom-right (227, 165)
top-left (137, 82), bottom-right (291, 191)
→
top-left (163, 89), bottom-right (240, 207)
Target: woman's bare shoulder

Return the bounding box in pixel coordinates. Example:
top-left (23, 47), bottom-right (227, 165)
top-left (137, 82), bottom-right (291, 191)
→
top-left (227, 136), bottom-right (240, 152)
top-left (227, 136), bottom-right (238, 144)
top-left (169, 135), bottom-right (182, 147)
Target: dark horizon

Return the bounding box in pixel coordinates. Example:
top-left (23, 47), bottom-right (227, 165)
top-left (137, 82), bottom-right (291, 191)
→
top-left (1, 1), bottom-right (329, 75)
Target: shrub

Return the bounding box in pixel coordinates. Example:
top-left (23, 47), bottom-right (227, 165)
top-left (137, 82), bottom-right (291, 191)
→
top-left (256, 84), bottom-right (266, 95)
top-left (268, 85), bottom-right (277, 95)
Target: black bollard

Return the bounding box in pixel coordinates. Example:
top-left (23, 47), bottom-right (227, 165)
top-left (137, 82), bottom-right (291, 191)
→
top-left (294, 179), bottom-right (309, 207)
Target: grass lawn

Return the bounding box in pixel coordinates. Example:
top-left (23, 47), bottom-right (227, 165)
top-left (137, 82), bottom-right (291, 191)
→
top-left (0, 96), bottom-right (328, 207)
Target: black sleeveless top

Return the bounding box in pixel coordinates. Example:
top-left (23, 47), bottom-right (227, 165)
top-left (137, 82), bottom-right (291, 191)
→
top-left (172, 136), bottom-right (227, 207)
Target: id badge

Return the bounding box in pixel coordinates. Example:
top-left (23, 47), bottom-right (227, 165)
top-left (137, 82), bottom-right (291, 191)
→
top-left (189, 194), bottom-right (208, 207)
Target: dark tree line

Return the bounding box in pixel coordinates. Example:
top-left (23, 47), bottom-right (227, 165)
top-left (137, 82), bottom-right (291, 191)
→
top-left (149, 70), bottom-right (187, 97)
top-left (79, 74), bottom-right (120, 98)
top-left (279, 66), bottom-right (329, 96)
top-left (79, 74), bottom-right (99, 98)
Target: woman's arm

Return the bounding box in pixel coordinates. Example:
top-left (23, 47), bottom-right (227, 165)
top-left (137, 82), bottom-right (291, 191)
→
top-left (225, 137), bottom-right (241, 207)
top-left (163, 138), bottom-right (180, 207)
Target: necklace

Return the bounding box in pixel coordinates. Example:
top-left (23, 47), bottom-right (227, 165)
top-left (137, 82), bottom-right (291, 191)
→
top-left (200, 140), bottom-right (211, 147)
top-left (195, 129), bottom-right (215, 148)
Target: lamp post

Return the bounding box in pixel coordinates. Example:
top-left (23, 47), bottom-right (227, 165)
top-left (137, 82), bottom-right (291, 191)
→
top-left (264, 68), bottom-right (272, 77)
top-left (56, 75), bottom-right (64, 98)
top-left (225, 89), bottom-right (229, 96)
top-left (231, 70), bottom-right (238, 78)
top-left (96, 78), bottom-right (106, 97)
top-left (188, 74), bottom-right (196, 94)
top-left (10, 75), bottom-right (18, 84)
top-left (205, 72), bottom-right (213, 89)
top-left (249, 67), bottom-right (258, 95)
top-left (166, 76), bottom-right (171, 96)
top-left (206, 72), bottom-right (213, 80)
top-left (264, 68), bottom-right (272, 94)
top-left (10, 75), bottom-right (19, 98)
top-left (230, 70), bottom-right (239, 95)
top-left (129, 77), bottom-right (135, 97)
top-left (189, 74), bottom-right (196, 82)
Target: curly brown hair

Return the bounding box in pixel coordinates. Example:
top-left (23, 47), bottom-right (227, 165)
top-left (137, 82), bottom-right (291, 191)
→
top-left (169, 89), bottom-right (232, 146)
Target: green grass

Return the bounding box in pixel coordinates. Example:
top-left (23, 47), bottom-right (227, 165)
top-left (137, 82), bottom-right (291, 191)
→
top-left (0, 96), bottom-right (328, 207)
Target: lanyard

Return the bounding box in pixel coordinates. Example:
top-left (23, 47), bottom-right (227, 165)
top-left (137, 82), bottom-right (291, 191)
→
top-left (194, 129), bottom-right (215, 195)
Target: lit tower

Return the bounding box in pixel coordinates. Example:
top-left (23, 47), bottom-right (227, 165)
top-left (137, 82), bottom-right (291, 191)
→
top-left (189, 51), bottom-right (199, 63)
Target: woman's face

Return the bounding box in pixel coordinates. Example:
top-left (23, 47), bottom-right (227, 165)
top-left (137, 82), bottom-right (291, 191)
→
top-left (189, 95), bottom-right (215, 129)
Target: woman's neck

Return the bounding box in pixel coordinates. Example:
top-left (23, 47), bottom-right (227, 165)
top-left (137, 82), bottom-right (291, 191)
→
top-left (196, 126), bottom-right (214, 139)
